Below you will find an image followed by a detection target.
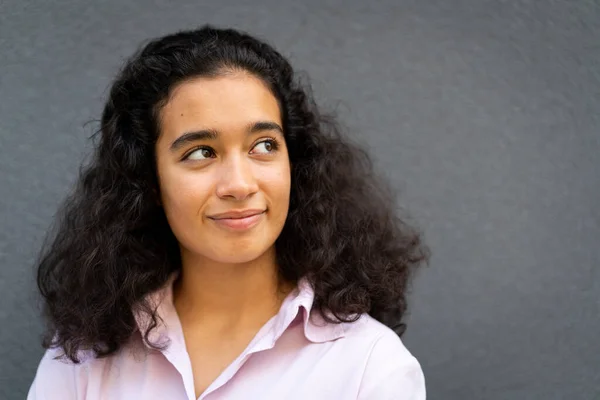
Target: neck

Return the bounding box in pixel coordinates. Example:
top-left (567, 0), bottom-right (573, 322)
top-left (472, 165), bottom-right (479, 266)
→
top-left (172, 247), bottom-right (291, 332)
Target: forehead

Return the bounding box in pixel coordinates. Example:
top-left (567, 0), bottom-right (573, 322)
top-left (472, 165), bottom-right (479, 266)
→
top-left (158, 73), bottom-right (281, 142)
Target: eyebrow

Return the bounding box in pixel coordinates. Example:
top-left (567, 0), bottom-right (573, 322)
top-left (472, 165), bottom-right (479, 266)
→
top-left (169, 121), bottom-right (284, 152)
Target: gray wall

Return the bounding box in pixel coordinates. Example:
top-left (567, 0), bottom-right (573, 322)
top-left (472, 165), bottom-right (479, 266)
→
top-left (1, 1), bottom-right (598, 399)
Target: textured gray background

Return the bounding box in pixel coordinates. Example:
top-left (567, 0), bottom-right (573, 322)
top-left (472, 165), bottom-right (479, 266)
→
top-left (1, 0), bottom-right (599, 399)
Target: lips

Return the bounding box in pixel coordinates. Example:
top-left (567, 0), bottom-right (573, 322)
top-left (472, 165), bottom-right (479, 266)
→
top-left (207, 209), bottom-right (266, 231)
top-left (208, 209), bottom-right (266, 220)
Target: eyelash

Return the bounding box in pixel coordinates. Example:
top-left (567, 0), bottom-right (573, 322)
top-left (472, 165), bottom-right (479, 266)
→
top-left (181, 137), bottom-right (280, 161)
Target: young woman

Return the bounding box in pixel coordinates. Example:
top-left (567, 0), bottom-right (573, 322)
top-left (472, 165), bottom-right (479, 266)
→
top-left (28, 25), bottom-right (430, 400)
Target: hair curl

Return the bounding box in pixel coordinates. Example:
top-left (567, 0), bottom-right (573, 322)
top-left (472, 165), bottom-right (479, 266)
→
top-left (36, 25), bottom-right (430, 363)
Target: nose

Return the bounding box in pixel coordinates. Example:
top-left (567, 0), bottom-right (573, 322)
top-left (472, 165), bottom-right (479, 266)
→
top-left (215, 154), bottom-right (259, 201)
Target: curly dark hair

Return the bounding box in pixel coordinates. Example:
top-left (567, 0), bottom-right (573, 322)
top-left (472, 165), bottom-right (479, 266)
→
top-left (35, 24), bottom-right (430, 363)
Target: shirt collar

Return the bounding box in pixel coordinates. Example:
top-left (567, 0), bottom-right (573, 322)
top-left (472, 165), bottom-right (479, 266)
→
top-left (133, 272), bottom-right (345, 349)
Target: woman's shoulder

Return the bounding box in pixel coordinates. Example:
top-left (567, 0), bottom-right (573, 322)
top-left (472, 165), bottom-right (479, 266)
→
top-left (341, 313), bottom-right (418, 356)
top-left (338, 314), bottom-right (426, 399)
top-left (27, 347), bottom-right (93, 399)
top-left (27, 339), bottom-right (144, 400)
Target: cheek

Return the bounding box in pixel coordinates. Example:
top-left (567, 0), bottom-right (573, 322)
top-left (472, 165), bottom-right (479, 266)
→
top-left (161, 171), bottom-right (211, 216)
top-left (261, 163), bottom-right (291, 208)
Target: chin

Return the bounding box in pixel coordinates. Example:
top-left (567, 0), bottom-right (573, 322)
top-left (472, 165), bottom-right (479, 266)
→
top-left (216, 252), bottom-right (260, 264)
top-left (179, 226), bottom-right (281, 266)
top-left (204, 242), bottom-right (276, 265)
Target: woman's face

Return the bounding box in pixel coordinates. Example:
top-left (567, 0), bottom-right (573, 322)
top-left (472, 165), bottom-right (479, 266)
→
top-left (155, 72), bottom-right (291, 265)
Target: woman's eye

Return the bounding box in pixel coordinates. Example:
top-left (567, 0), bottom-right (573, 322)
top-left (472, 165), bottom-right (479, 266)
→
top-left (252, 139), bottom-right (278, 154)
top-left (185, 147), bottom-right (215, 161)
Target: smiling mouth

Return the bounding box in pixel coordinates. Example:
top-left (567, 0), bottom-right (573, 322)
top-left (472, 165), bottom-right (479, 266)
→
top-left (208, 209), bottom-right (266, 220)
top-left (207, 209), bottom-right (266, 231)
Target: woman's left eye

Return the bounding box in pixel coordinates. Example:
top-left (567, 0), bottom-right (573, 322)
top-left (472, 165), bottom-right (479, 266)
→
top-left (251, 139), bottom-right (278, 154)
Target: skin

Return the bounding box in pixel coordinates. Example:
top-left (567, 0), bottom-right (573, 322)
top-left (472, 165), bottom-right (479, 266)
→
top-left (154, 70), bottom-right (292, 397)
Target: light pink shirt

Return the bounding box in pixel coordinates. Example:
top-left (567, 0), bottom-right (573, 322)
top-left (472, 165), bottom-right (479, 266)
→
top-left (28, 275), bottom-right (425, 399)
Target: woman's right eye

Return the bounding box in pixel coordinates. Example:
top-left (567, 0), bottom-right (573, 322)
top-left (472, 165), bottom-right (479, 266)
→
top-left (184, 147), bottom-right (215, 161)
